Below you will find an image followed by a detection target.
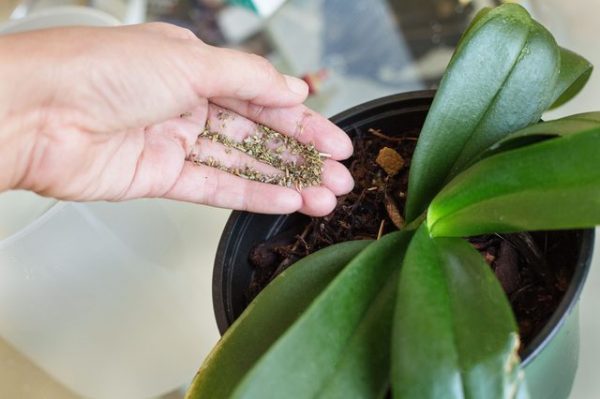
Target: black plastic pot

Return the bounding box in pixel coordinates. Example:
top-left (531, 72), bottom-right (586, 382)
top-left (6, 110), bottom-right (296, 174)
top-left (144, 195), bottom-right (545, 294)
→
top-left (212, 91), bottom-right (594, 399)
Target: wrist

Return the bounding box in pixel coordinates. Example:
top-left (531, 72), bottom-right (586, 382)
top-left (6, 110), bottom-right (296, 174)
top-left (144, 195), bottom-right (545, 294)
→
top-left (0, 112), bottom-right (39, 192)
top-left (0, 35), bottom-right (45, 191)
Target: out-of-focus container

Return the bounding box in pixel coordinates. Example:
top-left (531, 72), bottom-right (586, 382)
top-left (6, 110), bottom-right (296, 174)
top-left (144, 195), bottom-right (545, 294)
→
top-left (0, 5), bottom-right (120, 32)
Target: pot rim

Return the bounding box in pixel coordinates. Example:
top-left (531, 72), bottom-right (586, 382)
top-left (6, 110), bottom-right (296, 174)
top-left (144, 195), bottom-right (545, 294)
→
top-left (213, 90), bottom-right (595, 367)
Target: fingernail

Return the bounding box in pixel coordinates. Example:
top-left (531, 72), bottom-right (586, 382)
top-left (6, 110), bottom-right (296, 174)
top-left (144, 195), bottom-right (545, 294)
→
top-left (284, 74), bottom-right (309, 97)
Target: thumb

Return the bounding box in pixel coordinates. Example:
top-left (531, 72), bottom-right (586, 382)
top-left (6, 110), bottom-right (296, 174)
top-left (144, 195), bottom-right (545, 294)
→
top-left (187, 45), bottom-right (309, 107)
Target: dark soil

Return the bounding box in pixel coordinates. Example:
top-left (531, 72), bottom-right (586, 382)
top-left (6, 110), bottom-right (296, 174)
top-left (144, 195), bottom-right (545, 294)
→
top-left (247, 127), bottom-right (579, 351)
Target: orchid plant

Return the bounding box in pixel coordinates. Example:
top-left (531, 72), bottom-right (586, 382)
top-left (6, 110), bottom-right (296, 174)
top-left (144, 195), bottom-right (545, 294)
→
top-left (186, 4), bottom-right (598, 398)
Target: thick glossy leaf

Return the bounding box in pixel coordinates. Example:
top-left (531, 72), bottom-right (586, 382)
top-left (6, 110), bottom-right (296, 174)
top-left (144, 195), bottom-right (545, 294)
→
top-left (231, 231), bottom-right (412, 399)
top-left (186, 240), bottom-right (370, 399)
top-left (317, 274), bottom-right (396, 399)
top-left (405, 4), bottom-right (560, 222)
top-left (550, 47), bottom-right (593, 109)
top-left (392, 225), bottom-right (525, 399)
top-left (480, 112), bottom-right (600, 158)
top-left (428, 128), bottom-right (600, 237)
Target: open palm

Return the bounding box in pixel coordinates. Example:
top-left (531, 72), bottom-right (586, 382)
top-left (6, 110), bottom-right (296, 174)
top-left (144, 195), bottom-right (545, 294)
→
top-left (1, 23), bottom-right (353, 216)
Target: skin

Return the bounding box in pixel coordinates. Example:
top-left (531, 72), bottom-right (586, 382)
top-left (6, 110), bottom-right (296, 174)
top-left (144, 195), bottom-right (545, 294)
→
top-left (0, 23), bottom-right (354, 216)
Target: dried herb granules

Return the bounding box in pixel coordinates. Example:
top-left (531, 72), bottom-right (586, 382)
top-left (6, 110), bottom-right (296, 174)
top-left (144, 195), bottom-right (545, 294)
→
top-left (191, 124), bottom-right (326, 190)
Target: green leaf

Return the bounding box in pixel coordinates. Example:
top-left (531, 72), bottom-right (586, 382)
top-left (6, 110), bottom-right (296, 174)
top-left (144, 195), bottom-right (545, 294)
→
top-left (550, 47), bottom-right (593, 109)
top-left (428, 127), bottom-right (600, 237)
top-left (392, 225), bottom-right (526, 399)
top-left (231, 231), bottom-right (412, 399)
top-left (480, 112), bottom-right (600, 158)
top-left (405, 3), bottom-right (560, 222)
top-left (185, 240), bottom-right (370, 399)
top-left (317, 273), bottom-right (397, 399)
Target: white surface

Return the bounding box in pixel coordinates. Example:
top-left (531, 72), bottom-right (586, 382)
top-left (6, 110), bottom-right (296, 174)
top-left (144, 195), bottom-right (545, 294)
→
top-left (0, 191), bottom-right (55, 240)
top-left (0, 197), bottom-right (226, 398)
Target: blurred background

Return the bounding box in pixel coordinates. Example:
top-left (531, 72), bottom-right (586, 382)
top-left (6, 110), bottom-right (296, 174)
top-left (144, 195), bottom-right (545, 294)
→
top-left (0, 0), bottom-right (598, 398)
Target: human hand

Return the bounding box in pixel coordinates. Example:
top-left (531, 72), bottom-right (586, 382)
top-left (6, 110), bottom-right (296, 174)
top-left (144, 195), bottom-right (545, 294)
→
top-left (0, 23), bottom-right (353, 216)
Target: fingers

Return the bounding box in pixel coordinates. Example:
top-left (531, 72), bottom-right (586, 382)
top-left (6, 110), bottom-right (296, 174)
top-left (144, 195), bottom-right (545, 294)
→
top-left (211, 99), bottom-right (354, 160)
top-left (165, 162), bottom-right (343, 217)
top-left (199, 103), bottom-right (354, 195)
top-left (321, 159), bottom-right (354, 195)
top-left (298, 186), bottom-right (338, 216)
top-left (164, 161), bottom-right (303, 214)
top-left (191, 138), bottom-right (284, 177)
top-left (189, 140), bottom-right (352, 194)
top-left (204, 105), bottom-right (257, 142)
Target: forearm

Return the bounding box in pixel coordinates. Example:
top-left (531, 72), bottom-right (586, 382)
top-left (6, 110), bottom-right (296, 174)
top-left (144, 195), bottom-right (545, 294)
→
top-left (0, 118), bottom-right (38, 192)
